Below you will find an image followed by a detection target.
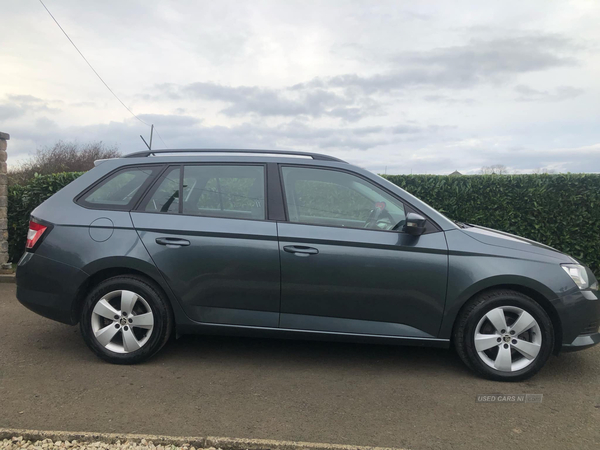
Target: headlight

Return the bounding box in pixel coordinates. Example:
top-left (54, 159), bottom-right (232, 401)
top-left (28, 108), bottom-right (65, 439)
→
top-left (561, 264), bottom-right (590, 290)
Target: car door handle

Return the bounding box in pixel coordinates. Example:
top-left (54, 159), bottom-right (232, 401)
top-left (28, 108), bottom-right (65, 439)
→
top-left (283, 245), bottom-right (319, 256)
top-left (155, 237), bottom-right (190, 247)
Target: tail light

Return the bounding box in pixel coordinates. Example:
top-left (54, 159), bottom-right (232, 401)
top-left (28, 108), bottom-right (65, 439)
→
top-left (26, 220), bottom-right (48, 250)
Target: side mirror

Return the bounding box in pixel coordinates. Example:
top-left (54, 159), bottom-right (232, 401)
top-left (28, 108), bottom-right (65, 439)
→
top-left (403, 213), bottom-right (427, 236)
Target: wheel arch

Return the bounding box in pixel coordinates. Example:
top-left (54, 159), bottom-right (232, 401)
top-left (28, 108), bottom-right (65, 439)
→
top-left (449, 282), bottom-right (563, 355)
top-left (71, 257), bottom-right (183, 326)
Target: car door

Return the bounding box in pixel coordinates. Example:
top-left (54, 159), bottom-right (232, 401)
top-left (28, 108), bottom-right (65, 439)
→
top-left (277, 165), bottom-right (448, 338)
top-left (131, 163), bottom-right (280, 327)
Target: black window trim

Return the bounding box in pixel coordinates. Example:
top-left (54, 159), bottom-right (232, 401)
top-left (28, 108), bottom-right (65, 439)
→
top-left (134, 164), bottom-right (182, 213)
top-left (277, 163), bottom-right (442, 234)
top-left (75, 164), bottom-right (166, 211)
top-left (267, 162), bottom-right (286, 221)
top-left (134, 162), bottom-right (270, 223)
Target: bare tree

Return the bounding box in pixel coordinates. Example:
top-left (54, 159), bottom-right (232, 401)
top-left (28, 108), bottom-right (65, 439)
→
top-left (480, 164), bottom-right (508, 175)
top-left (9, 141), bottom-right (121, 185)
top-left (532, 167), bottom-right (556, 174)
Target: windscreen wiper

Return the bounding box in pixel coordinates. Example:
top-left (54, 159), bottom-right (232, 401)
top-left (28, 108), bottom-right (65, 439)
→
top-left (454, 220), bottom-right (471, 229)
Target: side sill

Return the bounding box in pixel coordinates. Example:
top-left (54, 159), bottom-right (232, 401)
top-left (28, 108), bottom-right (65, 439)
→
top-left (176, 321), bottom-right (451, 348)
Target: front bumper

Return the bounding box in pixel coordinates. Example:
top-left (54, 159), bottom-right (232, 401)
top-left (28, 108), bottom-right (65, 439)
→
top-left (16, 252), bottom-right (88, 325)
top-left (562, 332), bottom-right (600, 352)
top-left (555, 280), bottom-right (600, 352)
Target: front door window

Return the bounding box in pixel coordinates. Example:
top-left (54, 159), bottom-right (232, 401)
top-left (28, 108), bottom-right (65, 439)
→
top-left (281, 166), bottom-right (406, 231)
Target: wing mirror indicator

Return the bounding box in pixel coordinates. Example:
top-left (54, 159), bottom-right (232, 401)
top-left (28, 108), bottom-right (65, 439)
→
top-left (403, 213), bottom-right (427, 236)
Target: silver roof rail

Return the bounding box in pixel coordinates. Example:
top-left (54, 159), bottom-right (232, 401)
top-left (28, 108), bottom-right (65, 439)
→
top-left (123, 148), bottom-right (346, 163)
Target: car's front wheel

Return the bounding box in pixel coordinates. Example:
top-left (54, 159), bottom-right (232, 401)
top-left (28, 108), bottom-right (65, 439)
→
top-left (80, 275), bottom-right (173, 364)
top-left (454, 289), bottom-right (554, 381)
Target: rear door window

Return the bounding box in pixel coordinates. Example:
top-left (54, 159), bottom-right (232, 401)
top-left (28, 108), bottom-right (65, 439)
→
top-left (137, 164), bottom-right (266, 220)
top-left (183, 165), bottom-right (265, 220)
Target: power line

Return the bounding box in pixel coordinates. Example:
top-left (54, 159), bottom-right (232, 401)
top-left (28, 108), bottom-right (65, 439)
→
top-left (38, 0), bottom-right (146, 126)
top-left (38, 0), bottom-right (169, 149)
top-left (153, 129), bottom-right (169, 149)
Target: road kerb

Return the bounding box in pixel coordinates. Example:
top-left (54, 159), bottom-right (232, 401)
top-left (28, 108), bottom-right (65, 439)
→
top-left (0, 274), bottom-right (15, 283)
top-left (0, 428), bottom-right (407, 450)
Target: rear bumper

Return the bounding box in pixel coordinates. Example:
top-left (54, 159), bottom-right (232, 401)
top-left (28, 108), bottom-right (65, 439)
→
top-left (16, 252), bottom-right (88, 325)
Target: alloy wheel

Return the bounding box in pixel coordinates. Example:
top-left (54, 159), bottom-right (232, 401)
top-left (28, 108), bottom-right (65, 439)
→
top-left (474, 306), bottom-right (542, 372)
top-left (90, 290), bottom-right (154, 354)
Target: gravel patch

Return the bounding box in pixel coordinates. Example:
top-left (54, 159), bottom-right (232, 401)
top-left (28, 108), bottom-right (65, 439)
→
top-left (2, 437), bottom-right (220, 450)
top-left (0, 430), bottom-right (400, 450)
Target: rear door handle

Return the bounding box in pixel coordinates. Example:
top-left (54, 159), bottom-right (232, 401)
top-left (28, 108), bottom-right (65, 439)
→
top-left (283, 245), bottom-right (319, 256)
top-left (156, 237), bottom-right (190, 248)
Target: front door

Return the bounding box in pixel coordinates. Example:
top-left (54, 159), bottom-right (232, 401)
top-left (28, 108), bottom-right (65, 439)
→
top-left (278, 166), bottom-right (448, 338)
top-left (131, 163), bottom-right (280, 327)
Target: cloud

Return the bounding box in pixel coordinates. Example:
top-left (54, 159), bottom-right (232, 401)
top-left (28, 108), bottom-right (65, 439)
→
top-left (3, 1), bottom-right (599, 175)
top-left (135, 114), bottom-right (201, 127)
top-left (0, 94), bottom-right (59, 120)
top-left (5, 113), bottom-right (443, 163)
top-left (70, 101), bottom-right (97, 108)
top-left (136, 32), bottom-right (583, 130)
top-left (0, 104), bottom-right (25, 121)
top-left (422, 95), bottom-right (475, 105)
top-left (433, 139), bottom-right (600, 175)
top-left (6, 94), bottom-right (47, 104)
top-left (5, 111), bottom-right (600, 177)
top-left (148, 33), bottom-right (578, 124)
top-left (514, 85), bottom-right (584, 102)
top-left (297, 34), bottom-right (578, 93)
top-left (155, 81), bottom-right (376, 122)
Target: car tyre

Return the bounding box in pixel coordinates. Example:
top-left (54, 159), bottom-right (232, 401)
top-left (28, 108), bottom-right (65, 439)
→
top-left (454, 289), bottom-right (554, 382)
top-left (80, 275), bottom-right (173, 364)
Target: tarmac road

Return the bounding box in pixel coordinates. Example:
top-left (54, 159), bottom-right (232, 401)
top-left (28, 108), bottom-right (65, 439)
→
top-left (1, 283), bottom-right (599, 449)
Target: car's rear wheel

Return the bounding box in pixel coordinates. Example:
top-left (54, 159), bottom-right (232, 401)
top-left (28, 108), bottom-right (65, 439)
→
top-left (80, 275), bottom-right (173, 364)
top-left (454, 289), bottom-right (554, 381)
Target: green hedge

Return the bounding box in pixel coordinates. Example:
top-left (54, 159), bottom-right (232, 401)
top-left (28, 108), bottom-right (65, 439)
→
top-left (384, 173), bottom-right (600, 275)
top-left (7, 171), bottom-right (600, 277)
top-left (8, 172), bottom-right (83, 261)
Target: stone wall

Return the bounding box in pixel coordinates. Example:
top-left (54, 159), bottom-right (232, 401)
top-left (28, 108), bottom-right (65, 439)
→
top-left (0, 132), bottom-right (9, 268)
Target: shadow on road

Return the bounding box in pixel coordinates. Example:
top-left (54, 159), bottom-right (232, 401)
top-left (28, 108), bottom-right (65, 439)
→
top-left (163, 332), bottom-right (463, 370)
top-left (13, 309), bottom-right (595, 384)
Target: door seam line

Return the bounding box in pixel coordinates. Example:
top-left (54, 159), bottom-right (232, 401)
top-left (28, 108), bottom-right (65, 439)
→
top-left (276, 221), bottom-right (282, 328)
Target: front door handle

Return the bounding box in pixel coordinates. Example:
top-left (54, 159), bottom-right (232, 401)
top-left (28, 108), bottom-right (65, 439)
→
top-left (156, 237), bottom-right (190, 248)
top-left (283, 245), bottom-right (319, 256)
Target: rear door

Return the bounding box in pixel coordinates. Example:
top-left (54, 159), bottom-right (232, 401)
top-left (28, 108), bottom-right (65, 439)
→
top-left (131, 163), bottom-right (280, 327)
top-left (277, 165), bottom-right (448, 338)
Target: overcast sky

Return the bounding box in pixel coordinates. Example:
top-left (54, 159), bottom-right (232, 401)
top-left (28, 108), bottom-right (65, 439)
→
top-left (2, 0), bottom-right (600, 174)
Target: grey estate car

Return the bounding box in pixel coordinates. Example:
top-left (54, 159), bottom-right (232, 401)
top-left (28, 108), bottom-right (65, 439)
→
top-left (16, 149), bottom-right (600, 381)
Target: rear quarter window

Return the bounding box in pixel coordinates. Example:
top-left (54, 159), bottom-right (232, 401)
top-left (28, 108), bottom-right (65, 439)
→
top-left (77, 166), bottom-right (161, 210)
